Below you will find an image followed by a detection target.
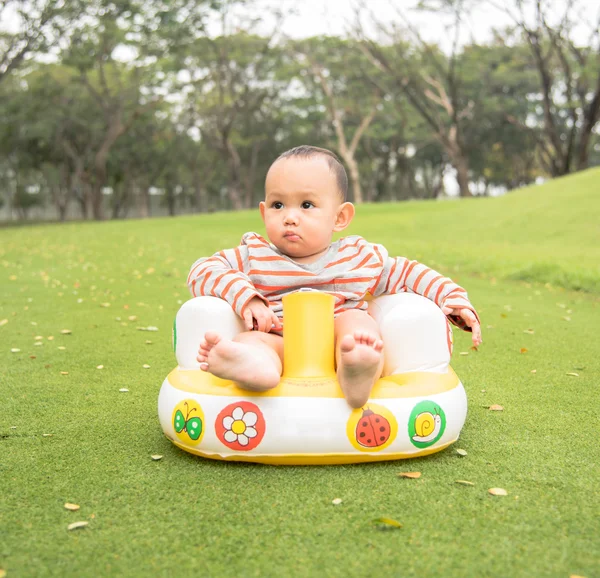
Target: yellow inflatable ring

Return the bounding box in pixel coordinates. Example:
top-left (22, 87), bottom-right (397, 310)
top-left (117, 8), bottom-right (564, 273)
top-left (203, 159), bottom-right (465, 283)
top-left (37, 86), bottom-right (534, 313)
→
top-left (158, 291), bottom-right (467, 465)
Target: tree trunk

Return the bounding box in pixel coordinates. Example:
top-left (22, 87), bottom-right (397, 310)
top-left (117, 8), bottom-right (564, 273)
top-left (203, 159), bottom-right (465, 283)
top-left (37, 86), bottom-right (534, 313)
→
top-left (342, 154), bottom-right (363, 204)
top-left (453, 154), bottom-right (472, 197)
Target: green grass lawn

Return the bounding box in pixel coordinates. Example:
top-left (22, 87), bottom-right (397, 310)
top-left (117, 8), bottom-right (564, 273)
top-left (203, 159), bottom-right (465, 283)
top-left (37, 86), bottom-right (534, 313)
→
top-left (1, 167), bottom-right (599, 577)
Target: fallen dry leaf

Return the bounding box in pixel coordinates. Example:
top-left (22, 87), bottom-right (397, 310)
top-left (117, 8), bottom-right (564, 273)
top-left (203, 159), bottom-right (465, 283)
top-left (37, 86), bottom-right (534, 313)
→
top-left (455, 480), bottom-right (475, 486)
top-left (398, 472), bottom-right (421, 479)
top-left (67, 521), bottom-right (89, 531)
top-left (64, 503), bottom-right (80, 511)
top-left (100, 303), bottom-right (111, 308)
top-left (566, 372), bottom-right (579, 377)
top-left (459, 351), bottom-right (469, 356)
top-left (137, 326), bottom-right (158, 332)
top-left (523, 329), bottom-right (535, 334)
top-left (119, 388), bottom-right (129, 392)
top-left (569, 575), bottom-right (587, 578)
top-left (128, 315), bottom-right (137, 321)
top-left (60, 371), bottom-right (69, 375)
top-left (331, 498), bottom-right (343, 506)
top-left (0, 568), bottom-right (6, 578)
top-left (10, 348), bottom-right (20, 353)
top-left (42, 433), bottom-right (53, 437)
top-left (520, 348), bottom-right (528, 354)
top-left (96, 365), bottom-right (104, 370)
top-left (47, 336), bottom-right (54, 341)
top-left (488, 487), bottom-right (508, 496)
top-left (563, 316), bottom-right (571, 322)
top-left (60, 329), bottom-right (72, 335)
top-left (489, 404), bottom-right (504, 411)
top-left (151, 455), bottom-right (163, 461)
top-left (142, 364), bottom-right (150, 369)
top-left (530, 369), bottom-right (537, 374)
top-left (145, 340), bottom-right (153, 345)
top-left (0, 319), bottom-right (8, 327)
top-left (372, 517), bottom-right (402, 529)
top-left (58, 346), bottom-right (66, 350)
top-left (455, 449), bottom-right (468, 456)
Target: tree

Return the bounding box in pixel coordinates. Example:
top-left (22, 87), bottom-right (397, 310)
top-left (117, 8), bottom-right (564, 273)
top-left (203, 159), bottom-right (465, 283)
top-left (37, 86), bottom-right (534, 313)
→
top-left (0, 0), bottom-right (75, 83)
top-left (357, 1), bottom-right (481, 197)
top-left (498, 0), bottom-right (600, 174)
top-left (288, 36), bottom-right (383, 204)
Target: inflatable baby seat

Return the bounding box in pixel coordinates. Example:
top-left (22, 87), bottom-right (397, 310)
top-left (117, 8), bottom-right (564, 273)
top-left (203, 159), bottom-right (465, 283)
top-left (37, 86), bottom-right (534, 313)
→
top-left (158, 291), bottom-right (467, 464)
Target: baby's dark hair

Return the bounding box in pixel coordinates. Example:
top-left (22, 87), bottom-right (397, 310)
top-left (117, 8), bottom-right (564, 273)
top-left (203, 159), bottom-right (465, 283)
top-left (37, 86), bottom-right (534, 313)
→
top-left (274, 145), bottom-right (348, 202)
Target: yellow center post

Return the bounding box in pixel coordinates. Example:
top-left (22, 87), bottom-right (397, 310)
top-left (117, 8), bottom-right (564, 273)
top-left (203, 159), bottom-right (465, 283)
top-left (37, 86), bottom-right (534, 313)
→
top-left (281, 291), bottom-right (336, 380)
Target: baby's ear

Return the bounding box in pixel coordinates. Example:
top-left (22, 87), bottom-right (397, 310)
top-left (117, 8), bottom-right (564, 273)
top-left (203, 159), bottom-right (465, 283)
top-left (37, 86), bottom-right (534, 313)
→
top-left (259, 201), bottom-right (266, 222)
top-left (333, 202), bottom-right (355, 232)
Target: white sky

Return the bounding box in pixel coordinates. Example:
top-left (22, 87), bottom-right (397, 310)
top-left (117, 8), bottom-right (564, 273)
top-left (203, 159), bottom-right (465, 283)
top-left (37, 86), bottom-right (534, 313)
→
top-left (256, 0), bottom-right (600, 51)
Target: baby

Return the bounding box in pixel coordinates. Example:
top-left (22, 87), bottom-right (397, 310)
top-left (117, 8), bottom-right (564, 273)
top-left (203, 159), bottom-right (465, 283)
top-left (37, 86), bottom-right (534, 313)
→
top-left (189, 145), bottom-right (481, 408)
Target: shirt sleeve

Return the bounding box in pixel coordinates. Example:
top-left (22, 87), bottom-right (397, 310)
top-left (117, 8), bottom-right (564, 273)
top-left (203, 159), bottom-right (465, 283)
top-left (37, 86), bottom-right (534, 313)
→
top-left (187, 245), bottom-right (268, 318)
top-left (370, 243), bottom-right (479, 331)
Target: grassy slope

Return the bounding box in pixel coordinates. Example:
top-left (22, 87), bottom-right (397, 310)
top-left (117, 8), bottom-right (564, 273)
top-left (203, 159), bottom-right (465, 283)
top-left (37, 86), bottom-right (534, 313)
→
top-left (1, 168), bottom-right (599, 578)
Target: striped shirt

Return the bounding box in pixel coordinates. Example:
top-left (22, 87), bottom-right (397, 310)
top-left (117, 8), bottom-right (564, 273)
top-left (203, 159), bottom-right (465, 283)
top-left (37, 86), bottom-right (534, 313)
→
top-left (188, 232), bottom-right (478, 331)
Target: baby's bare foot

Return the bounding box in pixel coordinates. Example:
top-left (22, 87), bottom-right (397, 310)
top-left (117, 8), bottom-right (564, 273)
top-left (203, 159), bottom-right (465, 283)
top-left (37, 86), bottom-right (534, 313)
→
top-left (197, 332), bottom-right (280, 391)
top-left (337, 331), bottom-right (384, 408)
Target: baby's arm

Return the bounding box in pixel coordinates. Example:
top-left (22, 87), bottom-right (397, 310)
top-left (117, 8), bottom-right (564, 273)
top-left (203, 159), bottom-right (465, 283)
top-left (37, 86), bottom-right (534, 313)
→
top-left (187, 247), bottom-right (269, 323)
top-left (371, 249), bottom-right (481, 345)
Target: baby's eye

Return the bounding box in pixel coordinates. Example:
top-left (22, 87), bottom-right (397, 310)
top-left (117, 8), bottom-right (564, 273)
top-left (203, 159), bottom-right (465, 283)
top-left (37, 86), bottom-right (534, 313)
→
top-left (271, 201), bottom-right (284, 209)
top-left (301, 201), bottom-right (314, 209)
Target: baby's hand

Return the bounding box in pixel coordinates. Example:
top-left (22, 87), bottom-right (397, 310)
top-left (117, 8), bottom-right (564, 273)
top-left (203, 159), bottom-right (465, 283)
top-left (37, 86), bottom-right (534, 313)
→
top-left (243, 297), bottom-right (282, 333)
top-left (442, 306), bottom-right (482, 347)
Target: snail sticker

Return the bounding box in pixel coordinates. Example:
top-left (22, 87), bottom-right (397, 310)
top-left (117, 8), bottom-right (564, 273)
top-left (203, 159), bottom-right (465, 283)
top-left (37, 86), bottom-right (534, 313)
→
top-left (346, 403), bottom-right (398, 452)
top-left (172, 400), bottom-right (205, 445)
top-left (215, 401), bottom-right (266, 451)
top-left (408, 400), bottom-right (446, 449)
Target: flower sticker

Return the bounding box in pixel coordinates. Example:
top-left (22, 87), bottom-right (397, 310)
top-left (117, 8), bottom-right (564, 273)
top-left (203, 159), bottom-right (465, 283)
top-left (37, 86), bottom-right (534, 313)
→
top-left (215, 401), bottom-right (266, 451)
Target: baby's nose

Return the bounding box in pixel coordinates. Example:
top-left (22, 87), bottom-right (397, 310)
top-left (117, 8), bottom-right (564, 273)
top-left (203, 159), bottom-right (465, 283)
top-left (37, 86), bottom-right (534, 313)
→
top-left (283, 211), bottom-right (299, 225)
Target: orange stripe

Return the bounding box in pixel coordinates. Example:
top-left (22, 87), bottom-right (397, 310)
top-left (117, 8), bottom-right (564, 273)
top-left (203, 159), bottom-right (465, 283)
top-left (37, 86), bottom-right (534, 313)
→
top-left (210, 271), bottom-right (230, 296)
top-left (250, 255), bottom-right (288, 262)
top-left (339, 238), bottom-right (363, 251)
top-left (234, 247), bottom-right (243, 271)
top-left (434, 280), bottom-right (451, 304)
top-left (385, 260), bottom-right (398, 292)
top-left (248, 269), bottom-right (314, 277)
top-left (350, 254), bottom-right (374, 271)
top-left (187, 256), bottom-right (226, 284)
top-left (199, 271), bottom-right (212, 295)
top-left (221, 274), bottom-right (240, 300)
top-left (231, 287), bottom-right (248, 313)
top-left (245, 243), bottom-right (271, 249)
top-left (373, 245), bottom-right (383, 262)
top-left (412, 268), bottom-right (430, 294)
top-left (326, 244), bottom-right (366, 268)
top-left (423, 275), bottom-right (443, 297)
top-left (391, 259), bottom-right (410, 293)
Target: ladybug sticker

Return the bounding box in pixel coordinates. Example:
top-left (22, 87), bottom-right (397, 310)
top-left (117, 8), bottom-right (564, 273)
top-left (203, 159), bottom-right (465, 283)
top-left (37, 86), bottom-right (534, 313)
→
top-left (346, 403), bottom-right (397, 452)
top-left (355, 408), bottom-right (391, 448)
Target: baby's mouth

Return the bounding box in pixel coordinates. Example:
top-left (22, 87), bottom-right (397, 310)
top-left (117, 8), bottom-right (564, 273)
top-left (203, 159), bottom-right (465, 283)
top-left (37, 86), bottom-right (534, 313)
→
top-left (284, 231), bottom-right (301, 241)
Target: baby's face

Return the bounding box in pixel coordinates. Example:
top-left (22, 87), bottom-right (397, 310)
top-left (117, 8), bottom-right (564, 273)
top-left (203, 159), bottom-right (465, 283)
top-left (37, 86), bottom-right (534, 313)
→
top-left (260, 156), bottom-right (348, 263)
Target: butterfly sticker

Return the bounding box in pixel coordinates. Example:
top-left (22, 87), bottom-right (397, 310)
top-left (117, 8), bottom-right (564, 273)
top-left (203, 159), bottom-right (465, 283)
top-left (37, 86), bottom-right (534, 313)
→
top-left (173, 400), bottom-right (204, 444)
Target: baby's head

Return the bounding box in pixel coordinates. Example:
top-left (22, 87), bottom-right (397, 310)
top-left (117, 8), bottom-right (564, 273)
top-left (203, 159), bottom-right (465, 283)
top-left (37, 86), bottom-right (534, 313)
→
top-left (260, 146), bottom-right (355, 263)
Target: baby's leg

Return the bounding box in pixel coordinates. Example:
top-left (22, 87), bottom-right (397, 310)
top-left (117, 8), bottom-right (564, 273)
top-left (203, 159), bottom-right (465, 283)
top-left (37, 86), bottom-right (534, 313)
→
top-left (197, 331), bottom-right (283, 391)
top-left (335, 310), bottom-right (384, 409)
